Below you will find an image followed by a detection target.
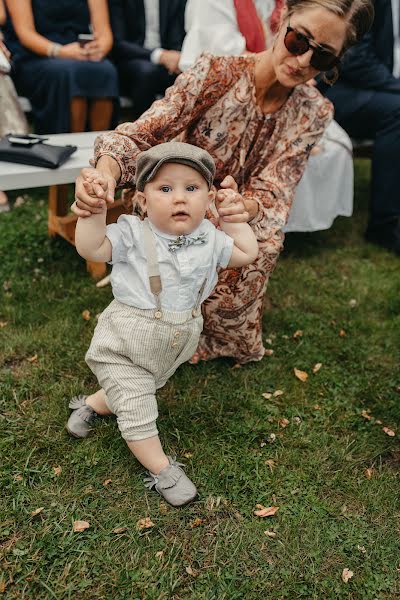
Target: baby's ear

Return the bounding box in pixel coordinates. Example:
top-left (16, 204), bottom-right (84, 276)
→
top-left (136, 191), bottom-right (147, 212)
top-left (208, 186), bottom-right (216, 206)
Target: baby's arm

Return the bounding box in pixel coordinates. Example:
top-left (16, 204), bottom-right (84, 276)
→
top-left (216, 188), bottom-right (259, 268)
top-left (75, 182), bottom-right (112, 262)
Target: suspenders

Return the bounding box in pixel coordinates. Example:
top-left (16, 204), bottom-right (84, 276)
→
top-left (142, 220), bottom-right (206, 319)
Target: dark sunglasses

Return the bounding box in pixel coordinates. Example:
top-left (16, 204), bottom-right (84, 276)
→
top-left (284, 25), bottom-right (340, 71)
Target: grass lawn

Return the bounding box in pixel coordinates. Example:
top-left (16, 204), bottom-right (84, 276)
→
top-left (0, 160), bottom-right (399, 599)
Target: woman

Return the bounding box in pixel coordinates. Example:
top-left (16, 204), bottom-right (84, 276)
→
top-left (0, 0), bottom-right (28, 212)
top-left (74, 0), bottom-right (374, 366)
top-left (180, 0), bottom-right (355, 234)
top-left (4, 0), bottom-right (118, 134)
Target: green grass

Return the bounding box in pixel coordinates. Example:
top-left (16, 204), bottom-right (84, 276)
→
top-left (0, 161), bottom-right (399, 599)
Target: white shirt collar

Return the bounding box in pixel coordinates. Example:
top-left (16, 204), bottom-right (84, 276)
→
top-left (146, 218), bottom-right (206, 241)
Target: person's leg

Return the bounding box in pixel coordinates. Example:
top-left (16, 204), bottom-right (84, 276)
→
top-left (70, 97), bottom-right (88, 133)
top-left (118, 59), bottom-right (172, 118)
top-left (89, 98), bottom-right (113, 131)
top-left (86, 388), bottom-right (112, 415)
top-left (333, 89), bottom-right (400, 251)
top-left (126, 436), bottom-right (169, 474)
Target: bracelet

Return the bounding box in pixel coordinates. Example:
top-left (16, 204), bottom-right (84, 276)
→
top-left (47, 43), bottom-right (61, 58)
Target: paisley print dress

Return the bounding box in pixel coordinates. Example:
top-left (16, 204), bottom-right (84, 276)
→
top-left (94, 53), bottom-right (333, 363)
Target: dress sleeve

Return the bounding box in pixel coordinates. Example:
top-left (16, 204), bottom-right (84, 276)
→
top-left (242, 90), bottom-right (333, 267)
top-left (93, 53), bottom-right (241, 187)
top-left (106, 215), bottom-right (139, 264)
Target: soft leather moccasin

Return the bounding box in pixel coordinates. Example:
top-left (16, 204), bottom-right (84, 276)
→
top-left (66, 395), bottom-right (97, 439)
top-left (144, 457), bottom-right (197, 507)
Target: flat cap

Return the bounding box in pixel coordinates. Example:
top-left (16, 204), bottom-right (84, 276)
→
top-left (135, 141), bottom-right (216, 191)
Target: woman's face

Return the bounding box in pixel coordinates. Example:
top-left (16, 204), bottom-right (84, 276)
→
top-left (272, 7), bottom-right (347, 87)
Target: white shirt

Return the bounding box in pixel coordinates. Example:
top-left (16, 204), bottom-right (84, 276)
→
top-left (143, 0), bottom-right (163, 64)
top-left (179, 0), bottom-right (274, 72)
top-left (106, 216), bottom-right (233, 311)
top-left (392, 0), bottom-right (400, 77)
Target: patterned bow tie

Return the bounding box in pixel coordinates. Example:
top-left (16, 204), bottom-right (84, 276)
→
top-left (168, 232), bottom-right (208, 252)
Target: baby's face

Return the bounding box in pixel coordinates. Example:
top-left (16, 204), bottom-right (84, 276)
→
top-left (138, 162), bottom-right (214, 236)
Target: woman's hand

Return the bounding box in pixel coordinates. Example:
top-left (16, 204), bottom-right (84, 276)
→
top-left (85, 34), bottom-right (112, 62)
top-left (58, 42), bottom-right (88, 61)
top-left (72, 167), bottom-right (117, 217)
top-left (216, 176), bottom-right (258, 222)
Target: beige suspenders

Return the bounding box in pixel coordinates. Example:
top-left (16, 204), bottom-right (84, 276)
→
top-left (142, 220), bottom-right (206, 319)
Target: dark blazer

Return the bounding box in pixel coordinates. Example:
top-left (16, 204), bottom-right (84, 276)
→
top-left (108, 0), bottom-right (186, 62)
top-left (321, 0), bottom-right (400, 116)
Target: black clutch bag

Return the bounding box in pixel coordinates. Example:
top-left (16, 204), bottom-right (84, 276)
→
top-left (0, 134), bottom-right (77, 169)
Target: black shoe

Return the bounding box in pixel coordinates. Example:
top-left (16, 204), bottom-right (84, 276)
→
top-left (365, 219), bottom-right (400, 256)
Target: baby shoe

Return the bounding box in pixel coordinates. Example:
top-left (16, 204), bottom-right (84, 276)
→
top-left (66, 395), bottom-right (97, 439)
top-left (144, 457), bottom-right (197, 507)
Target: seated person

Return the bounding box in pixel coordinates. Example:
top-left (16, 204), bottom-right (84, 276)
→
top-left (320, 0), bottom-right (400, 255)
top-left (108, 0), bottom-right (186, 119)
top-left (4, 0), bottom-right (118, 134)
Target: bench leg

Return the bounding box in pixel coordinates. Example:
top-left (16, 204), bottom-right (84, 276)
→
top-left (87, 260), bottom-right (107, 279)
top-left (48, 184), bottom-right (69, 237)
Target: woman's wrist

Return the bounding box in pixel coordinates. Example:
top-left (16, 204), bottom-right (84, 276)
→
top-left (96, 155), bottom-right (121, 183)
top-left (47, 42), bottom-right (62, 58)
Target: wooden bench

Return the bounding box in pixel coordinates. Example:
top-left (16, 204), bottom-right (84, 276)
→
top-left (0, 131), bottom-right (126, 278)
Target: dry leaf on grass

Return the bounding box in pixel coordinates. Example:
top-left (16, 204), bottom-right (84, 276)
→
top-left (364, 468), bottom-right (374, 479)
top-left (103, 479), bottom-right (112, 486)
top-left (382, 427), bottom-right (395, 437)
top-left (349, 299), bottom-right (357, 307)
top-left (0, 321), bottom-right (8, 328)
top-left (112, 527), bottom-right (127, 534)
top-left (26, 354), bottom-right (38, 363)
top-left (339, 329), bottom-right (346, 337)
top-left (254, 504), bottom-right (279, 517)
top-left (189, 517), bottom-right (204, 529)
top-left (341, 568), bottom-right (354, 583)
top-left (273, 390), bottom-right (284, 397)
top-left (361, 410), bottom-right (372, 420)
top-left (73, 520), bottom-right (90, 533)
top-left (231, 363), bottom-right (241, 369)
top-left (312, 363), bottom-right (322, 374)
top-left (279, 418), bottom-right (290, 428)
top-left (53, 466), bottom-right (62, 477)
top-left (267, 433), bottom-right (276, 443)
top-left (294, 368), bottom-right (308, 382)
top-left (375, 419), bottom-right (382, 425)
top-left (137, 517), bottom-right (154, 530)
top-left (293, 330), bottom-right (303, 338)
top-left (293, 416), bottom-right (302, 425)
top-left (262, 392), bottom-right (272, 399)
top-left (265, 459), bottom-right (275, 471)
top-left (357, 545), bottom-right (366, 554)
top-left (155, 550), bottom-right (164, 559)
top-left (264, 349), bottom-right (274, 356)
top-left (31, 507), bottom-right (44, 518)
top-left (264, 530), bottom-right (277, 538)
top-left (81, 310), bottom-right (91, 321)
top-left (0, 579), bottom-right (6, 593)
top-left (185, 566), bottom-right (198, 577)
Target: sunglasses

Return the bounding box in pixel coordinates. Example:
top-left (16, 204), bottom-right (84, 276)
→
top-left (284, 25), bottom-right (340, 71)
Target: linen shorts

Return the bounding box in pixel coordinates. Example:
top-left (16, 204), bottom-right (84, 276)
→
top-left (85, 300), bottom-right (203, 441)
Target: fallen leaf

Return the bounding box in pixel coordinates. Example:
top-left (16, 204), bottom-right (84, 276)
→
top-left (312, 363), bottom-right (322, 374)
top-left (262, 392), bottom-right (272, 399)
top-left (185, 566), bottom-right (198, 577)
top-left (31, 507), bottom-right (44, 518)
top-left (103, 479), bottom-right (112, 486)
top-left (264, 349), bottom-right (274, 356)
top-left (189, 517), bottom-right (204, 529)
top-left (279, 418), bottom-right (290, 428)
top-left (273, 390), bottom-right (284, 397)
top-left (81, 310), bottom-right (91, 321)
top-left (14, 196), bottom-right (25, 207)
top-left (293, 416), bottom-right (302, 425)
top-left (14, 474), bottom-right (23, 481)
top-left (231, 363), bottom-right (241, 369)
top-left (53, 466), bottom-right (62, 477)
top-left (375, 419), bottom-right (382, 425)
top-left (265, 459), bottom-right (275, 471)
top-left (294, 368), bottom-right (308, 382)
top-left (364, 467), bottom-right (374, 479)
top-left (357, 545), bottom-right (366, 554)
top-left (155, 550), bottom-right (164, 559)
top-left (183, 452), bottom-right (193, 459)
top-left (293, 330), bottom-right (303, 338)
top-left (361, 410), bottom-right (372, 421)
top-left (341, 568), bottom-right (354, 583)
top-left (26, 354), bottom-right (38, 363)
top-left (313, 404), bottom-right (321, 410)
top-left (0, 321), bottom-right (8, 328)
top-left (137, 517), bottom-right (154, 530)
top-left (0, 579), bottom-right (6, 593)
top-left (73, 520), bottom-right (90, 533)
top-left (254, 504), bottom-right (279, 518)
top-left (382, 427), bottom-right (395, 437)
top-left (339, 329), bottom-right (346, 337)
top-left (267, 433), bottom-right (276, 443)
top-left (349, 299), bottom-right (357, 308)
top-left (265, 338), bottom-right (273, 345)
top-left (3, 281), bottom-right (11, 292)
top-left (264, 530), bottom-right (277, 538)
top-left (112, 527), bottom-right (127, 534)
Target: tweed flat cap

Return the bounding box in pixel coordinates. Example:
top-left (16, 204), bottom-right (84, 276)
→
top-left (135, 142), bottom-right (216, 191)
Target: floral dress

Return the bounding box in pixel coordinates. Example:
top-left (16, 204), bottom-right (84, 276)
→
top-left (94, 53), bottom-right (333, 363)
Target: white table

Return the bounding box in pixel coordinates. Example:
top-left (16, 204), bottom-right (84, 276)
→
top-left (0, 131), bottom-right (126, 278)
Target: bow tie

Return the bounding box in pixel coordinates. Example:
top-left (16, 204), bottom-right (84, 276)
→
top-left (168, 232), bottom-right (208, 252)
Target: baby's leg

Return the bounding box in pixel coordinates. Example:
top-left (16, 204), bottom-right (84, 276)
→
top-left (127, 436), bottom-right (169, 475)
top-left (86, 388), bottom-right (113, 416)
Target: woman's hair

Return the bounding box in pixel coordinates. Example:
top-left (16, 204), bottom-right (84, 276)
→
top-left (286, 0), bottom-right (374, 49)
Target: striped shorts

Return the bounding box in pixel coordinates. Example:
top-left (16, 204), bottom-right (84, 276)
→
top-left (85, 299), bottom-right (203, 441)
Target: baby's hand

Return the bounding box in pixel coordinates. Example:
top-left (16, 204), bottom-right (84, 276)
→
top-left (216, 176), bottom-right (249, 223)
top-left (73, 167), bottom-right (116, 217)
